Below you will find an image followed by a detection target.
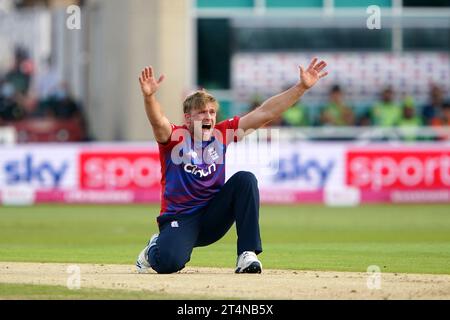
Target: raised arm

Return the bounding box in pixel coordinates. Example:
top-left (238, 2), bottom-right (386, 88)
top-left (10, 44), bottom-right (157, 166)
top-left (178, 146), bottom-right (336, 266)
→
top-left (239, 58), bottom-right (328, 132)
top-left (139, 66), bottom-right (172, 144)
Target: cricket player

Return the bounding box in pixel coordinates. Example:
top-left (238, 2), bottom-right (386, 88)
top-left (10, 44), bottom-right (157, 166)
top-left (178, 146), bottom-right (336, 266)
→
top-left (136, 58), bottom-right (328, 274)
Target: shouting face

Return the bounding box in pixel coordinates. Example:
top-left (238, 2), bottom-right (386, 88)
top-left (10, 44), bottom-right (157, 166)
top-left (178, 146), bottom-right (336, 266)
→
top-left (185, 103), bottom-right (217, 141)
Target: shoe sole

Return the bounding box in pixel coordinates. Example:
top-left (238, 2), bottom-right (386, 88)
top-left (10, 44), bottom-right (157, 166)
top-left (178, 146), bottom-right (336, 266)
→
top-left (235, 261), bottom-right (262, 274)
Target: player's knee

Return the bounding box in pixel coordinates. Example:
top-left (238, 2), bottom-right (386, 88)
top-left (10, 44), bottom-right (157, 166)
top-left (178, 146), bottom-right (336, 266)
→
top-left (233, 171), bottom-right (258, 188)
top-left (153, 253), bottom-right (188, 274)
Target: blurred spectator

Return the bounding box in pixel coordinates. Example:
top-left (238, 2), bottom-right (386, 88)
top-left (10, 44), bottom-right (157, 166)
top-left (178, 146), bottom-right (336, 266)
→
top-left (281, 101), bottom-right (309, 127)
top-left (0, 47), bottom-right (36, 122)
top-left (45, 83), bottom-right (84, 119)
top-left (4, 46), bottom-right (34, 95)
top-left (34, 56), bottom-right (62, 100)
top-left (422, 85), bottom-right (445, 126)
top-left (0, 46), bottom-right (88, 142)
top-left (430, 101), bottom-right (450, 127)
top-left (0, 80), bottom-right (25, 122)
top-left (319, 85), bottom-right (355, 126)
top-left (430, 101), bottom-right (450, 141)
top-left (357, 109), bottom-right (372, 127)
top-left (397, 97), bottom-right (422, 141)
top-left (371, 87), bottom-right (401, 127)
top-left (397, 97), bottom-right (422, 127)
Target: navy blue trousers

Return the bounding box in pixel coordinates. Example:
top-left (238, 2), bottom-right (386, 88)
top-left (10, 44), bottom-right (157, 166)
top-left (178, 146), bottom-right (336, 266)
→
top-left (148, 171), bottom-right (262, 274)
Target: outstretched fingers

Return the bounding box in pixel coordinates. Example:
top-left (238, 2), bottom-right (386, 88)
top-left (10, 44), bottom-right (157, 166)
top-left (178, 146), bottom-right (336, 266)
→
top-left (319, 71), bottom-right (329, 79)
top-left (307, 57), bottom-right (318, 71)
top-left (315, 61), bottom-right (327, 72)
top-left (140, 66), bottom-right (165, 87)
top-left (142, 68), bottom-right (148, 80)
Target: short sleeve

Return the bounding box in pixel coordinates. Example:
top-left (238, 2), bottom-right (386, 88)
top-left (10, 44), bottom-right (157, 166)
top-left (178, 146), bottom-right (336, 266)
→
top-left (215, 116), bottom-right (240, 145)
top-left (158, 124), bottom-right (186, 151)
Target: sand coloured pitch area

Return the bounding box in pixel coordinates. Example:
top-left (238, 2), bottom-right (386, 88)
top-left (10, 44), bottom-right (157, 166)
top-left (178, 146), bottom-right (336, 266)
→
top-left (0, 262), bottom-right (449, 299)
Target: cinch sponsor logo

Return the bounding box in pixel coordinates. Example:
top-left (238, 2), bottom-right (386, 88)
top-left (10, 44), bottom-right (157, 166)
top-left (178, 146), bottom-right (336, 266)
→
top-left (79, 152), bottom-right (161, 190)
top-left (184, 163), bottom-right (217, 178)
top-left (273, 153), bottom-right (335, 188)
top-left (346, 150), bottom-right (450, 190)
top-left (3, 154), bottom-right (68, 188)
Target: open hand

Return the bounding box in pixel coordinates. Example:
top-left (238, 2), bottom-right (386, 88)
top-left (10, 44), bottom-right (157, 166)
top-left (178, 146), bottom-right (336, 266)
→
top-left (298, 58), bottom-right (328, 90)
top-left (139, 66), bottom-right (165, 97)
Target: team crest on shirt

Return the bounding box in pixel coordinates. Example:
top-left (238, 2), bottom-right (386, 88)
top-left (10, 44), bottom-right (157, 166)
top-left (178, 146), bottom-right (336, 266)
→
top-left (207, 147), bottom-right (220, 162)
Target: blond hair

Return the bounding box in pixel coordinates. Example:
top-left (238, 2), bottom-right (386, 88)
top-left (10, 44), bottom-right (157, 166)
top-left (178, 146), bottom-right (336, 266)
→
top-left (183, 90), bottom-right (219, 114)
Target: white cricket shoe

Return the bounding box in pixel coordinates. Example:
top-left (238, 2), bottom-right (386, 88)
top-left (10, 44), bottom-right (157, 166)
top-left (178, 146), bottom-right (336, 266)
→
top-left (235, 251), bottom-right (262, 274)
top-left (136, 234), bottom-right (158, 274)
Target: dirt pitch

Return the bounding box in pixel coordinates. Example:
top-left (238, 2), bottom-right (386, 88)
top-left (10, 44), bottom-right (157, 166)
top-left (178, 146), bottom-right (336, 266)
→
top-left (0, 262), bottom-right (449, 299)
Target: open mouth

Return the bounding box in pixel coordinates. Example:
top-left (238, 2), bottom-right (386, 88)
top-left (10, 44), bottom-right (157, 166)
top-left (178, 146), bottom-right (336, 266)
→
top-left (202, 124), bottom-right (212, 130)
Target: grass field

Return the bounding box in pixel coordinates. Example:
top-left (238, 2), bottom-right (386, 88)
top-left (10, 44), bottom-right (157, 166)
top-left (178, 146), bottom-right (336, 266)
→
top-left (1, 204), bottom-right (450, 275)
top-left (0, 283), bottom-right (212, 300)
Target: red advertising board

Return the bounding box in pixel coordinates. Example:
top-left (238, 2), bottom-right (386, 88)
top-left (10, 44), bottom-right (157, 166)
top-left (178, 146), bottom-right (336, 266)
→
top-left (346, 150), bottom-right (450, 190)
top-left (79, 151), bottom-right (162, 191)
